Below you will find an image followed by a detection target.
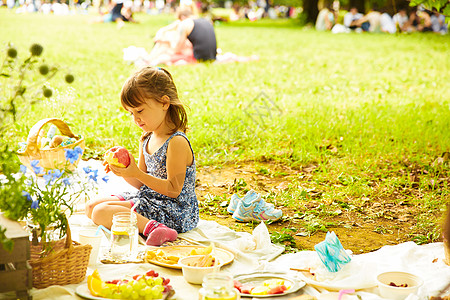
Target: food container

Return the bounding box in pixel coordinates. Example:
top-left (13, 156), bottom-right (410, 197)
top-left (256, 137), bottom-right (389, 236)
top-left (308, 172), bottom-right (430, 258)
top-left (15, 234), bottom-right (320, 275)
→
top-left (376, 271), bottom-right (423, 300)
top-left (179, 255), bottom-right (221, 285)
top-left (110, 212), bottom-right (138, 261)
top-left (199, 273), bottom-right (240, 300)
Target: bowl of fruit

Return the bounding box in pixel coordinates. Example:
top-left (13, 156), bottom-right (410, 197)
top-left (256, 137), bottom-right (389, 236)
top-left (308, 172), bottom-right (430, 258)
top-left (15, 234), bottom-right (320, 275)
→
top-left (76, 269), bottom-right (174, 299)
top-left (178, 254), bottom-right (221, 284)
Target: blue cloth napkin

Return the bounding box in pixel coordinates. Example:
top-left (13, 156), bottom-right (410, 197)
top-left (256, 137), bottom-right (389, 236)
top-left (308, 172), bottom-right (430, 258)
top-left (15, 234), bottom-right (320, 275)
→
top-left (314, 231), bottom-right (351, 272)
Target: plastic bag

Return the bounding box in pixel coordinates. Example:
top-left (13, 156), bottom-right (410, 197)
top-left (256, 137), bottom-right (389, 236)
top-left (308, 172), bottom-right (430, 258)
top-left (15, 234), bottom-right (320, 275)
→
top-left (315, 231), bottom-right (351, 272)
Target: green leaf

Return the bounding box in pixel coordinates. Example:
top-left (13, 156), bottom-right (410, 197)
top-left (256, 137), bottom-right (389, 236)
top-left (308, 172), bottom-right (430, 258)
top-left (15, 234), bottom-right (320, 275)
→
top-left (443, 5), bottom-right (450, 17)
top-left (0, 226), bottom-right (14, 252)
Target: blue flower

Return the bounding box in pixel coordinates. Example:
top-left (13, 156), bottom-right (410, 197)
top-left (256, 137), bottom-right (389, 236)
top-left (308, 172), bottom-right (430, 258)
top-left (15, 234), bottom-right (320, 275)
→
top-left (43, 172), bottom-right (54, 185)
top-left (22, 191), bottom-right (32, 201)
top-left (52, 169), bottom-right (63, 179)
top-left (83, 166), bottom-right (92, 174)
top-left (62, 178), bottom-right (71, 186)
top-left (88, 169), bottom-right (99, 183)
top-left (30, 160), bottom-right (43, 175)
top-left (31, 200), bottom-right (39, 209)
top-left (20, 165), bottom-right (27, 174)
top-left (64, 147), bottom-right (83, 164)
top-left (74, 146), bottom-right (83, 155)
top-left (43, 169), bottom-right (64, 185)
top-left (102, 175), bottom-right (109, 183)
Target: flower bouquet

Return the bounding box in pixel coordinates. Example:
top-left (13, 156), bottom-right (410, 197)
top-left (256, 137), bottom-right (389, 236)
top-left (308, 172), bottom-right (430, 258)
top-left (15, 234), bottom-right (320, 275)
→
top-left (21, 146), bottom-right (107, 251)
top-left (18, 146), bottom-right (109, 288)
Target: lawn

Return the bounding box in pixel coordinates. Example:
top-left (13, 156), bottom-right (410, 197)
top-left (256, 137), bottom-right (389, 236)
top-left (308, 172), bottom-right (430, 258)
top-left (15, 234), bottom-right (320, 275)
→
top-left (1, 8), bottom-right (449, 252)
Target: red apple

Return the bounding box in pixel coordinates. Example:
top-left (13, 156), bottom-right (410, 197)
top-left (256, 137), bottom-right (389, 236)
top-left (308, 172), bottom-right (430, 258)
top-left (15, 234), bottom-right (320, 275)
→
top-left (104, 146), bottom-right (130, 168)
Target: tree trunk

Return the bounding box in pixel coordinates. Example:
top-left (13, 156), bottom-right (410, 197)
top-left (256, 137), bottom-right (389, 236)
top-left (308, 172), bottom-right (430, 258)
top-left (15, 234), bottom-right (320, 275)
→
top-left (303, 0), bottom-right (319, 24)
top-left (390, 0), bottom-right (410, 14)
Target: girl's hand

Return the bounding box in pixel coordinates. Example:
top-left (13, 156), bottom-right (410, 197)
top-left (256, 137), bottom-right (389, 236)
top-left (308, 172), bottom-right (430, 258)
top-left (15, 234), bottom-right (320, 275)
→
top-left (106, 152), bottom-right (140, 178)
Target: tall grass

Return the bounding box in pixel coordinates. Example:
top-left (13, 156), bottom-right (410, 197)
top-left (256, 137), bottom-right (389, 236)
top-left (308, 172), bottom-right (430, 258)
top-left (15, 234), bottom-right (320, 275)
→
top-left (1, 8), bottom-right (449, 244)
top-left (2, 10), bottom-right (449, 162)
top-left (1, 10), bottom-right (449, 227)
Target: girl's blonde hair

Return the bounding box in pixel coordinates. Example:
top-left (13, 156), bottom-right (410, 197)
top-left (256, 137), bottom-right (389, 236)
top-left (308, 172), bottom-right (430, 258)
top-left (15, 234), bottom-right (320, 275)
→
top-left (120, 67), bottom-right (188, 137)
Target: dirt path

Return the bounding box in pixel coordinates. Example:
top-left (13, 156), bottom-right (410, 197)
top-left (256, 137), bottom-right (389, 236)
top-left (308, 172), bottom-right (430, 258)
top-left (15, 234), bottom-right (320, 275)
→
top-left (195, 162), bottom-right (423, 254)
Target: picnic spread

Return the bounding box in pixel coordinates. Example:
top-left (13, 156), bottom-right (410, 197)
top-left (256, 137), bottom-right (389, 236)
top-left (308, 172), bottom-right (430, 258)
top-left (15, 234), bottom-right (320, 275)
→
top-left (25, 160), bottom-right (450, 300)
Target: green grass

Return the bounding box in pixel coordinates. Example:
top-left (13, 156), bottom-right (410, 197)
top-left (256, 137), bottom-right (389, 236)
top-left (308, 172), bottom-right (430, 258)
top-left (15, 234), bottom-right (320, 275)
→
top-left (1, 8), bottom-right (449, 243)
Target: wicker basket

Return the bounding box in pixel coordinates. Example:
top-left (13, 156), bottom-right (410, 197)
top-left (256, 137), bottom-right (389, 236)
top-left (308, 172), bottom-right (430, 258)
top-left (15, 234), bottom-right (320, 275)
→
top-left (17, 118), bottom-right (85, 174)
top-left (29, 222), bottom-right (92, 289)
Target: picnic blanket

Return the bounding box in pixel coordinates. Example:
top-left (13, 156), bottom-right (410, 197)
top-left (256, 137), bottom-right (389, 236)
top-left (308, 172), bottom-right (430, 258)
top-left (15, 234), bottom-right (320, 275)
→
top-left (122, 45), bottom-right (259, 68)
top-left (29, 159), bottom-right (450, 299)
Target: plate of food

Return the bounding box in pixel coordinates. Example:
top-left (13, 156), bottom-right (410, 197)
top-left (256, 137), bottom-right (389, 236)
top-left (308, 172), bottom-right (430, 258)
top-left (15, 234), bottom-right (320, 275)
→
top-left (293, 268), bottom-right (377, 291)
top-left (76, 285), bottom-right (112, 300)
top-left (75, 269), bottom-right (174, 300)
top-left (145, 245), bottom-right (234, 270)
top-left (233, 272), bottom-right (305, 298)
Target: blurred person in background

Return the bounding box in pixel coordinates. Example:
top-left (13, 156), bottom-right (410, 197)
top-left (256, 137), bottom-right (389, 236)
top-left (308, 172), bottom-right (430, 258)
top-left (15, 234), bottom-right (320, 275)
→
top-left (173, 8), bottom-right (217, 61)
top-left (430, 8), bottom-right (448, 34)
top-left (393, 7), bottom-right (409, 32)
top-left (90, 0), bottom-right (137, 28)
top-left (379, 9), bottom-right (396, 33)
top-left (344, 7), bottom-right (368, 32)
top-left (315, 2), bottom-right (337, 31)
top-left (354, 8), bottom-right (381, 32)
top-left (407, 7), bottom-right (432, 32)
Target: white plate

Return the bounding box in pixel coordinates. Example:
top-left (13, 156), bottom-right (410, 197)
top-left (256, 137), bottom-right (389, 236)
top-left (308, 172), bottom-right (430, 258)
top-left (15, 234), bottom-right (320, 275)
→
top-left (75, 285), bottom-right (172, 300)
top-left (234, 272), bottom-right (306, 298)
top-left (146, 245), bottom-right (234, 269)
top-left (295, 271), bottom-right (377, 291)
top-left (75, 285), bottom-right (110, 300)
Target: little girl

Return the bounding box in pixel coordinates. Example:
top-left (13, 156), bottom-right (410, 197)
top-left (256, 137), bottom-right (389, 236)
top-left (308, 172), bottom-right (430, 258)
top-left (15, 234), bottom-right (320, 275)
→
top-left (86, 66), bottom-right (199, 246)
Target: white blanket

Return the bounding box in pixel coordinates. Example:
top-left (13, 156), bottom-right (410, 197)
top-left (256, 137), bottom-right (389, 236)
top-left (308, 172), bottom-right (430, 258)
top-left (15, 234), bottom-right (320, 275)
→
top-left (29, 160), bottom-right (450, 300)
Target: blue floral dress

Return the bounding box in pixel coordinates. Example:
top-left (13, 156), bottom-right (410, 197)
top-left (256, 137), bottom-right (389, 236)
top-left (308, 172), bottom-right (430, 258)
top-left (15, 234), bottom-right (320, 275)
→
top-left (120, 132), bottom-right (199, 233)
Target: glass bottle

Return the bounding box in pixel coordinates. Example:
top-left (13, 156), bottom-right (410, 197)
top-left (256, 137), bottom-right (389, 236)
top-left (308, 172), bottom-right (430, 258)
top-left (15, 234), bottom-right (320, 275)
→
top-left (110, 212), bottom-right (138, 260)
top-left (199, 273), bottom-right (240, 300)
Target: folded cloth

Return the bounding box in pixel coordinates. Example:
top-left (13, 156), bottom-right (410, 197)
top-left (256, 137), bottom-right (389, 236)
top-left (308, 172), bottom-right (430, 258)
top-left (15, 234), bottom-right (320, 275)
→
top-left (180, 220), bottom-right (285, 274)
top-left (31, 286), bottom-right (75, 300)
